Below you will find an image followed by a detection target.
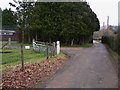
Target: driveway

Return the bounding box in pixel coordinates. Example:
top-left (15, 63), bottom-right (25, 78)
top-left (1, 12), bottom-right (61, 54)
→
top-left (36, 43), bottom-right (118, 88)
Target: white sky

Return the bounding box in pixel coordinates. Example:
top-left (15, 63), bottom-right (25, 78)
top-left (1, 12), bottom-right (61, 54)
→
top-left (0, 0), bottom-right (119, 26)
top-left (87, 0), bottom-right (119, 26)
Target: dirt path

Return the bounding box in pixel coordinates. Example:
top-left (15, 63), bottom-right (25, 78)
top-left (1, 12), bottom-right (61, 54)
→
top-left (36, 43), bottom-right (118, 88)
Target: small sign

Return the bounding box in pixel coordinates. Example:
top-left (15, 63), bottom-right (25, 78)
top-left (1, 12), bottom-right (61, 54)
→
top-left (25, 46), bottom-right (30, 49)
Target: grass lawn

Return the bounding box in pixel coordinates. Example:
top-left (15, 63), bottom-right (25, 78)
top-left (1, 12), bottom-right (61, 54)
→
top-left (1, 48), bottom-right (46, 72)
top-left (1, 48), bottom-right (66, 73)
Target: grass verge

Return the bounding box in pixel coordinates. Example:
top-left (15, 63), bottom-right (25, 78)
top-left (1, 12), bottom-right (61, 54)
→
top-left (1, 48), bottom-right (45, 72)
top-left (105, 45), bottom-right (119, 73)
top-left (2, 54), bottom-right (67, 88)
top-left (105, 45), bottom-right (119, 63)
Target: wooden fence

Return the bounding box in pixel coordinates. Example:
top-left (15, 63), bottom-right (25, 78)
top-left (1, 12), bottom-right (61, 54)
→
top-left (33, 39), bottom-right (60, 59)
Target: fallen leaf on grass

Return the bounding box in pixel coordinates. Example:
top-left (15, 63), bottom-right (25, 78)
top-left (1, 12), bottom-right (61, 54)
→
top-left (2, 58), bottom-right (67, 88)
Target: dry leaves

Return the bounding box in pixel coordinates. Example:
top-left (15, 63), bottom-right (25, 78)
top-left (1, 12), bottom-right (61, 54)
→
top-left (2, 58), bottom-right (67, 88)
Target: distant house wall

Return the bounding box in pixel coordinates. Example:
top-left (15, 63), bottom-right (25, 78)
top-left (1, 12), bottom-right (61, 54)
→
top-left (0, 30), bottom-right (17, 41)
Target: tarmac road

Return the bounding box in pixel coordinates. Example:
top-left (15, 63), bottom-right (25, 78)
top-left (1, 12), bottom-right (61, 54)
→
top-left (36, 43), bottom-right (118, 88)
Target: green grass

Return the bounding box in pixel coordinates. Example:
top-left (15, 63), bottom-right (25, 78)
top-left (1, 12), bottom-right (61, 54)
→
top-left (1, 48), bottom-right (46, 72)
top-left (1, 48), bottom-right (66, 73)
top-left (80, 43), bottom-right (92, 48)
top-left (2, 49), bottom-right (45, 65)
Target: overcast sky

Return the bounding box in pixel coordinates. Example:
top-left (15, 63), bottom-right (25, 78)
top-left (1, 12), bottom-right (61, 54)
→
top-left (0, 0), bottom-right (119, 26)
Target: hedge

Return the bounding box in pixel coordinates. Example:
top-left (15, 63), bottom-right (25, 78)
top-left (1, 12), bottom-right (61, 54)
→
top-left (102, 36), bottom-right (118, 54)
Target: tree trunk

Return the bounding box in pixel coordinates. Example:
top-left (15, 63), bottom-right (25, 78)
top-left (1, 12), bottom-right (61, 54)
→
top-left (65, 39), bottom-right (68, 44)
top-left (71, 39), bottom-right (74, 46)
top-left (28, 34), bottom-right (31, 43)
top-left (49, 38), bottom-right (51, 43)
top-left (22, 30), bottom-right (24, 46)
top-left (82, 36), bottom-right (84, 44)
top-left (35, 32), bottom-right (37, 41)
top-left (21, 30), bottom-right (24, 70)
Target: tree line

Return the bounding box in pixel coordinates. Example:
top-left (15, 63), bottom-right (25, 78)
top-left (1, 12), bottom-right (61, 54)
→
top-left (1, 8), bottom-right (16, 30)
top-left (2, 1), bottom-right (100, 45)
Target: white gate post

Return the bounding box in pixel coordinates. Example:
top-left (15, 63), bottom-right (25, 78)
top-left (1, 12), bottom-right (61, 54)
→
top-left (56, 41), bottom-right (60, 54)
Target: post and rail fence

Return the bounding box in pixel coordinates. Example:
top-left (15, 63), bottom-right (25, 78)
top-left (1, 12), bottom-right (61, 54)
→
top-left (32, 39), bottom-right (60, 59)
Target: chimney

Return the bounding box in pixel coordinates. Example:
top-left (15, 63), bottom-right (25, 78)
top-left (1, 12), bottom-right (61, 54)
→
top-left (107, 16), bottom-right (109, 29)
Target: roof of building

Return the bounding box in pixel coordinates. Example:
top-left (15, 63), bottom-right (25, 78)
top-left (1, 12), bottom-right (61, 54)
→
top-left (0, 30), bottom-right (16, 33)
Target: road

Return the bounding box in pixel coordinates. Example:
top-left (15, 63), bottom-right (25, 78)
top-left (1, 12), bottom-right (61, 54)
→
top-left (36, 43), bottom-right (118, 88)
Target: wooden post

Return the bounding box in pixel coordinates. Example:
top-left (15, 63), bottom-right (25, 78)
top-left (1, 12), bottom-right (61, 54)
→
top-left (50, 47), bottom-right (52, 58)
top-left (53, 42), bottom-right (55, 56)
top-left (8, 38), bottom-right (11, 46)
top-left (46, 42), bottom-right (49, 59)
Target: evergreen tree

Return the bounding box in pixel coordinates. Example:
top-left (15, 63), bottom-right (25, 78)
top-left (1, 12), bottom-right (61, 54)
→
top-left (2, 8), bottom-right (16, 30)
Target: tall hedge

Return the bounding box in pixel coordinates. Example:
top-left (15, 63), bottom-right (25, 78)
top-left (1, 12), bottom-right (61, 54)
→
top-left (102, 35), bottom-right (118, 54)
